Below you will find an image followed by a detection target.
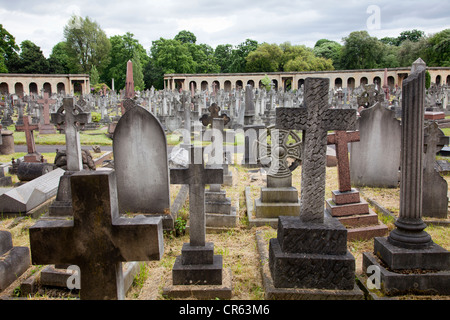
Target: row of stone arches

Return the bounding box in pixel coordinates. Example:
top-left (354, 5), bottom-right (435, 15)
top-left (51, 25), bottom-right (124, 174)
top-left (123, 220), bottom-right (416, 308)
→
top-left (0, 81), bottom-right (83, 97)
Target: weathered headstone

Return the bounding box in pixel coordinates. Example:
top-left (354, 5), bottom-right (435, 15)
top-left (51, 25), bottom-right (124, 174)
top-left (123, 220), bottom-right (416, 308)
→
top-left (0, 230), bottom-right (30, 291)
top-left (29, 170), bottom-right (164, 300)
top-left (325, 130), bottom-right (388, 240)
top-left (37, 92), bottom-right (57, 134)
top-left (15, 116), bottom-right (43, 163)
top-left (169, 146), bottom-right (225, 286)
top-left (422, 122), bottom-right (449, 218)
top-left (363, 59), bottom-right (450, 296)
top-left (269, 77), bottom-right (363, 298)
top-left (350, 103), bottom-right (401, 188)
top-left (113, 99), bottom-right (172, 229)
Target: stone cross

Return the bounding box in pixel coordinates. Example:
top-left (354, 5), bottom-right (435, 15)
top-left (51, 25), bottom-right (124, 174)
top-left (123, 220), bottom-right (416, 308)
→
top-left (199, 103), bottom-right (230, 127)
top-left (51, 98), bottom-right (90, 171)
top-left (38, 92), bottom-right (57, 134)
top-left (327, 130), bottom-right (360, 193)
top-left (275, 77), bottom-right (357, 223)
top-left (15, 116), bottom-right (42, 163)
top-left (29, 170), bottom-right (164, 300)
top-left (170, 146), bottom-right (223, 246)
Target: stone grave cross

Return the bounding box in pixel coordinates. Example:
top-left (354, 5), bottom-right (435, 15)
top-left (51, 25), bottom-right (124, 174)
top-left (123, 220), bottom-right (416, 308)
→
top-left (29, 170), bottom-right (164, 300)
top-left (170, 146), bottom-right (223, 246)
top-left (15, 115), bottom-right (42, 162)
top-left (51, 97), bottom-right (90, 171)
top-left (38, 92), bottom-right (57, 134)
top-left (275, 77), bottom-right (357, 223)
top-left (327, 130), bottom-right (360, 193)
top-left (199, 103), bottom-right (230, 127)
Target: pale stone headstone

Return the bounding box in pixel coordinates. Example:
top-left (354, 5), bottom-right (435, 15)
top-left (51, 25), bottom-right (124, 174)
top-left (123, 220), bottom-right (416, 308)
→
top-left (113, 99), bottom-right (172, 229)
top-left (350, 103), bottom-right (401, 188)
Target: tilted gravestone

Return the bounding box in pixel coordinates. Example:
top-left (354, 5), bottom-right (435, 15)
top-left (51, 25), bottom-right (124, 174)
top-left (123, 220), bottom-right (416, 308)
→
top-left (422, 122), bottom-right (449, 219)
top-left (169, 146), bottom-right (224, 286)
top-left (350, 102), bottom-right (401, 188)
top-left (270, 77), bottom-right (362, 297)
top-left (113, 99), bottom-right (172, 229)
top-left (363, 59), bottom-right (450, 296)
top-left (29, 170), bottom-right (164, 300)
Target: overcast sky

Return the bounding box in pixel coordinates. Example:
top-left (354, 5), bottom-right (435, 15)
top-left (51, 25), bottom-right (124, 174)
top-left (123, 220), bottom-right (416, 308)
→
top-left (1, 0), bottom-right (449, 58)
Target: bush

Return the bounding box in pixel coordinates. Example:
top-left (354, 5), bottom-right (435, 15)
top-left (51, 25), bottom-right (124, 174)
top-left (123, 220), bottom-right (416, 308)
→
top-left (91, 112), bottom-right (101, 123)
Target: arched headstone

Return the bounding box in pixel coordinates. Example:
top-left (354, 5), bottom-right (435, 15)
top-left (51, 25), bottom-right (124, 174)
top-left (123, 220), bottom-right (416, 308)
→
top-left (113, 99), bottom-right (172, 227)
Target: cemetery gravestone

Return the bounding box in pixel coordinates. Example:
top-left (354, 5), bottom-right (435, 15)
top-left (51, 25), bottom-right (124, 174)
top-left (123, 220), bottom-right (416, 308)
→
top-left (38, 92), bottom-right (57, 134)
top-left (0, 230), bottom-right (30, 291)
top-left (363, 60), bottom-right (450, 296)
top-left (269, 77), bottom-right (362, 298)
top-left (113, 99), bottom-right (173, 230)
top-left (422, 122), bottom-right (449, 219)
top-left (325, 130), bottom-right (388, 240)
top-left (15, 116), bottom-right (43, 163)
top-left (350, 103), bottom-right (401, 188)
top-left (29, 170), bottom-right (164, 300)
top-left (170, 146), bottom-right (225, 286)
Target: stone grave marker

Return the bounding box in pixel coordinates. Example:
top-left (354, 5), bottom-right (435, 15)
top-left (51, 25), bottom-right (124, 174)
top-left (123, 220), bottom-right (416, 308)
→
top-left (37, 92), bottom-right (57, 134)
top-left (29, 170), bottom-right (164, 300)
top-left (350, 103), bottom-right (401, 188)
top-left (254, 127), bottom-right (302, 219)
top-left (49, 97), bottom-right (90, 217)
top-left (0, 168), bottom-right (64, 214)
top-left (0, 230), bottom-right (30, 291)
top-left (15, 116), bottom-right (44, 163)
top-left (269, 77), bottom-right (363, 298)
top-left (325, 130), bottom-right (388, 240)
top-left (113, 98), bottom-right (172, 230)
top-left (422, 122), bottom-right (449, 219)
top-left (168, 146), bottom-right (230, 295)
top-left (363, 59), bottom-right (450, 296)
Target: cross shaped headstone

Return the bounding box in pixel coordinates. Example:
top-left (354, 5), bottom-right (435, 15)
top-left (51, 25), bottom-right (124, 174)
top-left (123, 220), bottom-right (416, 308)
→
top-left (170, 146), bottom-right (223, 246)
top-left (327, 130), bottom-right (360, 193)
top-left (275, 77), bottom-right (357, 223)
top-left (51, 98), bottom-right (90, 171)
top-left (199, 103), bottom-right (230, 127)
top-left (15, 116), bottom-right (42, 163)
top-left (38, 92), bottom-right (57, 134)
top-left (29, 170), bottom-right (164, 300)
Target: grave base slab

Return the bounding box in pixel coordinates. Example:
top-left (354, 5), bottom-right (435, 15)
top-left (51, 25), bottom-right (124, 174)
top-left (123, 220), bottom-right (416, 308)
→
top-left (172, 255), bottom-right (223, 286)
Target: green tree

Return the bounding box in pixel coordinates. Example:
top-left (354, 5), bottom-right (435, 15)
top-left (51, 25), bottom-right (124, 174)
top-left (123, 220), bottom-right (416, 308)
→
top-left (47, 42), bottom-right (71, 74)
top-left (0, 48), bottom-right (8, 73)
top-left (17, 40), bottom-right (49, 73)
top-left (90, 65), bottom-right (100, 86)
top-left (397, 38), bottom-right (428, 67)
top-left (398, 29), bottom-right (425, 44)
top-left (214, 44), bottom-right (233, 73)
top-left (0, 24), bottom-right (20, 72)
top-left (229, 39), bottom-right (258, 73)
top-left (313, 39), bottom-right (343, 69)
top-left (341, 31), bottom-right (384, 69)
top-left (63, 15), bottom-right (111, 74)
top-left (150, 38), bottom-right (196, 74)
top-left (425, 29), bottom-right (450, 67)
top-left (104, 32), bottom-right (148, 91)
top-left (245, 43), bottom-right (283, 72)
top-left (174, 30), bottom-right (197, 44)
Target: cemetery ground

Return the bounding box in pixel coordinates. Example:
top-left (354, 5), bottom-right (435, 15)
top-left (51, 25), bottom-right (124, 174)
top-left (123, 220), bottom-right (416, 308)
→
top-left (0, 126), bottom-right (449, 301)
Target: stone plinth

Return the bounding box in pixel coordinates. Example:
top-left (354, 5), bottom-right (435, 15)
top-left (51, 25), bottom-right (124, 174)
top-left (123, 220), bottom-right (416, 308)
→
top-left (269, 214), bottom-right (356, 290)
top-left (0, 230), bottom-right (30, 291)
